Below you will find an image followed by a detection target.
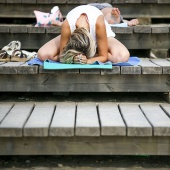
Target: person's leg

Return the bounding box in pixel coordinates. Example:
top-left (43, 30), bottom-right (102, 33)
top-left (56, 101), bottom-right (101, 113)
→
top-left (107, 37), bottom-right (130, 63)
top-left (38, 35), bottom-right (61, 61)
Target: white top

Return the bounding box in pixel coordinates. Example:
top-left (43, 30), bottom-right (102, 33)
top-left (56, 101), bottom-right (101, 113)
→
top-left (66, 5), bottom-right (115, 46)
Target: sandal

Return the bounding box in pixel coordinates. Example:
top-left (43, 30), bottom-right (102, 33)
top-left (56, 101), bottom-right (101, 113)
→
top-left (2, 41), bottom-right (21, 58)
top-left (2, 41), bottom-right (21, 51)
top-left (21, 50), bottom-right (37, 61)
top-left (0, 50), bottom-right (11, 62)
top-left (11, 50), bottom-right (27, 62)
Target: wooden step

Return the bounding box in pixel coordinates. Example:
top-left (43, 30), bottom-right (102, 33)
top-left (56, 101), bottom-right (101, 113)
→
top-left (0, 58), bottom-right (170, 93)
top-left (0, 101), bottom-right (170, 155)
top-left (0, 24), bottom-right (169, 50)
top-left (0, 0), bottom-right (169, 21)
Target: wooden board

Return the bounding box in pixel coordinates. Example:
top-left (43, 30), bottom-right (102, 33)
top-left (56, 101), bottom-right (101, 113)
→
top-left (0, 25), bottom-right (169, 50)
top-left (0, 102), bottom-right (34, 137)
top-left (50, 102), bottom-right (76, 136)
top-left (24, 102), bottom-right (55, 136)
top-left (0, 102), bottom-right (169, 137)
top-left (75, 102), bottom-right (100, 136)
top-left (0, 3), bottom-right (170, 19)
top-left (0, 74), bottom-right (169, 92)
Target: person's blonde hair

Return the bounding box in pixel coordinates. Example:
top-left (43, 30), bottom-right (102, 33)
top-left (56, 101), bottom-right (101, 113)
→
top-left (60, 27), bottom-right (96, 64)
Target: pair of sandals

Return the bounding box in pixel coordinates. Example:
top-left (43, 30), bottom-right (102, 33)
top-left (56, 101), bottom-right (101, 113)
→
top-left (0, 41), bottom-right (37, 62)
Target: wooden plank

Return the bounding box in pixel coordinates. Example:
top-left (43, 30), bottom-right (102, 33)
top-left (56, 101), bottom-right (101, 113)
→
top-left (0, 62), bottom-right (38, 74)
top-left (0, 62), bottom-right (37, 74)
top-left (98, 102), bottom-right (126, 136)
top-left (7, 0), bottom-right (21, 3)
top-left (0, 103), bottom-right (14, 123)
top-left (80, 69), bottom-right (101, 74)
top-left (121, 66), bottom-right (141, 74)
top-left (37, 0), bottom-right (66, 3)
top-left (115, 34), bottom-right (158, 49)
top-left (160, 104), bottom-right (170, 117)
top-left (0, 3), bottom-right (170, 19)
top-left (158, 0), bottom-right (170, 3)
top-left (24, 102), bottom-right (55, 137)
top-left (27, 26), bottom-right (45, 33)
top-left (0, 74), bottom-right (169, 92)
top-left (0, 102), bottom-right (34, 137)
top-left (10, 25), bottom-right (27, 33)
top-left (76, 102), bottom-right (100, 136)
top-left (22, 0), bottom-right (36, 3)
top-left (152, 25), bottom-right (169, 33)
top-left (134, 26), bottom-right (151, 33)
top-left (0, 62), bottom-right (24, 74)
top-left (112, 0), bottom-right (141, 3)
top-left (140, 104), bottom-right (170, 136)
top-left (0, 25), bottom-right (9, 33)
top-left (0, 136), bottom-right (170, 155)
top-left (143, 0), bottom-right (158, 2)
top-left (111, 27), bottom-right (133, 34)
top-left (119, 104), bottom-right (152, 136)
top-left (17, 62), bottom-right (38, 74)
top-left (0, 30), bottom-right (169, 50)
top-left (150, 59), bottom-right (170, 74)
top-left (101, 66), bottom-right (120, 75)
top-left (50, 102), bottom-right (76, 136)
top-left (46, 26), bottom-right (61, 34)
top-left (139, 58), bottom-right (162, 74)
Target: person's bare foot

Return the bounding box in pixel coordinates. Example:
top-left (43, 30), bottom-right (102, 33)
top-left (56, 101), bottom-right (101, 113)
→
top-left (111, 7), bottom-right (121, 24)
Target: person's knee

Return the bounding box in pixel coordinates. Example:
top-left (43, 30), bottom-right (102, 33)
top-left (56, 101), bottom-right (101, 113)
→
top-left (120, 49), bottom-right (130, 62)
top-left (37, 49), bottom-right (49, 61)
top-left (109, 49), bottom-right (130, 63)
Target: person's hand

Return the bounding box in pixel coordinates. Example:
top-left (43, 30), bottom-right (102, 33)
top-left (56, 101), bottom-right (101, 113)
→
top-left (73, 54), bottom-right (87, 64)
top-left (127, 19), bottom-right (139, 26)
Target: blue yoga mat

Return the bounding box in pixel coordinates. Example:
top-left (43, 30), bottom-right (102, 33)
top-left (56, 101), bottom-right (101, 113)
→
top-left (43, 60), bottom-right (113, 70)
top-left (27, 56), bottom-right (141, 69)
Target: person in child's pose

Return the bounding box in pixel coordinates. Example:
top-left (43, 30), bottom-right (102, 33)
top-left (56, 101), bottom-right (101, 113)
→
top-left (52, 3), bottom-right (139, 26)
top-left (38, 5), bottom-right (130, 64)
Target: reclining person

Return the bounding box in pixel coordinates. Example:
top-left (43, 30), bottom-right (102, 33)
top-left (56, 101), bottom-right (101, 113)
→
top-left (89, 3), bottom-right (139, 26)
top-left (52, 3), bottom-right (139, 26)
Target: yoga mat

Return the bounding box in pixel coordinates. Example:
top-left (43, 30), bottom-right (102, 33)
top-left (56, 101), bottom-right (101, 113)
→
top-left (112, 56), bottom-right (141, 66)
top-left (27, 56), bottom-right (141, 69)
top-left (43, 60), bottom-right (113, 70)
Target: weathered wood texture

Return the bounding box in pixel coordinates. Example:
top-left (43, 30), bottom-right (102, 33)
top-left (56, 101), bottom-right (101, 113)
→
top-left (1, 59), bottom-right (170, 92)
top-left (0, 2), bottom-right (170, 19)
top-left (0, 25), bottom-right (169, 50)
top-left (0, 102), bottom-right (170, 155)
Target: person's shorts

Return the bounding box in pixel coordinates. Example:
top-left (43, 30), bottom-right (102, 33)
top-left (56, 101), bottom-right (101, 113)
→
top-left (88, 3), bottom-right (112, 10)
top-left (88, 3), bottom-right (124, 23)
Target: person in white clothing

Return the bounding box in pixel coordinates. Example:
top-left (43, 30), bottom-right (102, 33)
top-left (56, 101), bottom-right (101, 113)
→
top-left (38, 5), bottom-right (130, 64)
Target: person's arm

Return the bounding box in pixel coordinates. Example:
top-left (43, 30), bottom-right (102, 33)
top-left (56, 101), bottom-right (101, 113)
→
top-left (86, 15), bottom-right (108, 64)
top-left (59, 19), bottom-right (71, 55)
